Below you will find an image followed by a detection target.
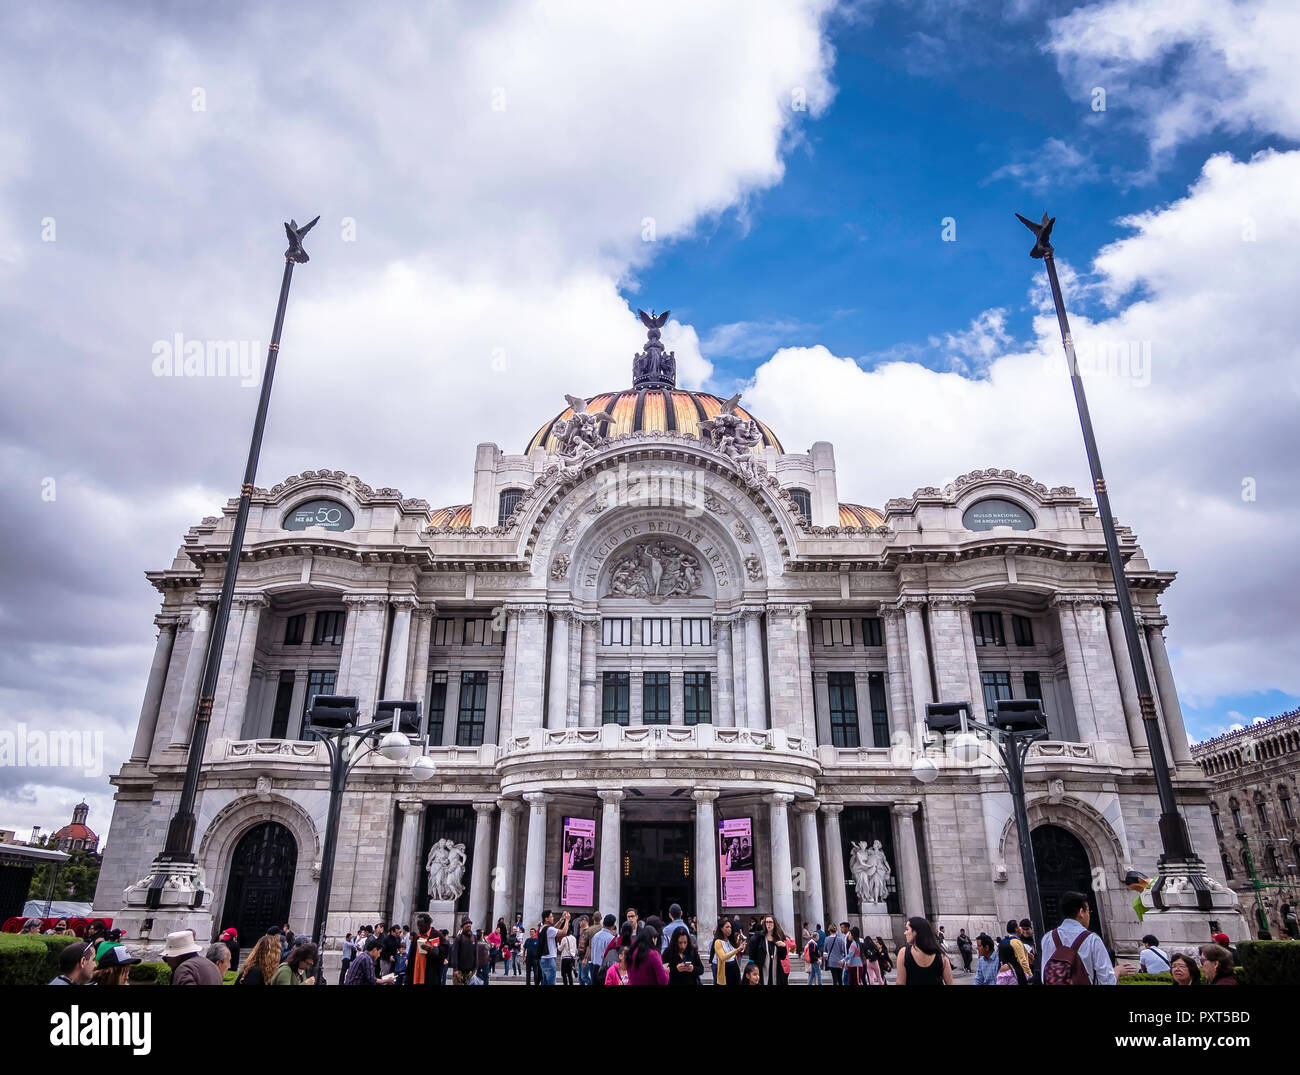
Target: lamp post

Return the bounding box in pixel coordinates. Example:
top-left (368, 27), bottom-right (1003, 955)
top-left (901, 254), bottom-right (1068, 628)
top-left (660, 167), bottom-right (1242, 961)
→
top-left (146, 217), bottom-right (320, 905)
top-left (304, 696), bottom-right (435, 984)
top-left (914, 698), bottom-right (1050, 943)
top-left (1015, 212), bottom-right (1206, 894)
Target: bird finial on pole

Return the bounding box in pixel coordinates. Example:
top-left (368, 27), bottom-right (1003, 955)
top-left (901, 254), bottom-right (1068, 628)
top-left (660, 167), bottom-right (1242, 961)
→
top-left (284, 215), bottom-right (321, 263)
top-left (1015, 211), bottom-right (1055, 259)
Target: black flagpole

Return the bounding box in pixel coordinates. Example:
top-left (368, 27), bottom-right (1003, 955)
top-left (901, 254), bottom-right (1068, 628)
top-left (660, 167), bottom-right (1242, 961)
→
top-left (151, 217), bottom-right (319, 882)
top-left (1015, 212), bottom-right (1204, 885)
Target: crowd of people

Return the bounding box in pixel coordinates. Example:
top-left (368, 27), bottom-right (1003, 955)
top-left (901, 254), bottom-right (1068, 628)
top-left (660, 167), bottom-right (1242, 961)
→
top-left (39, 888), bottom-right (1246, 986)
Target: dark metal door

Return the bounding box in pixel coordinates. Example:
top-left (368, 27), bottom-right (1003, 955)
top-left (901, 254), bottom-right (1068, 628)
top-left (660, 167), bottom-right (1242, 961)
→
top-left (219, 822), bottom-right (297, 942)
top-left (1032, 824), bottom-right (1105, 942)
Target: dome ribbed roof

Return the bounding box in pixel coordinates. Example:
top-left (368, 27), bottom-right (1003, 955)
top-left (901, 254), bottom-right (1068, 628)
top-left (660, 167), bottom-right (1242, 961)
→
top-left (838, 503), bottom-right (884, 528)
top-left (428, 504), bottom-right (471, 528)
top-left (526, 389), bottom-right (783, 455)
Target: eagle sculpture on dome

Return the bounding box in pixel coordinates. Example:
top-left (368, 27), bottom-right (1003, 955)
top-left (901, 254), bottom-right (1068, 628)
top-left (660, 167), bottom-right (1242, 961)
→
top-left (638, 309), bottom-right (670, 330)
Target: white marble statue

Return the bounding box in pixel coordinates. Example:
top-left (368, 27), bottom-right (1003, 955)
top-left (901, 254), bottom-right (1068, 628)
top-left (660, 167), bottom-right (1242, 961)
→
top-left (698, 393), bottom-right (764, 481)
top-left (849, 839), bottom-right (892, 907)
top-left (426, 838), bottom-right (468, 902)
top-left (553, 394), bottom-right (615, 463)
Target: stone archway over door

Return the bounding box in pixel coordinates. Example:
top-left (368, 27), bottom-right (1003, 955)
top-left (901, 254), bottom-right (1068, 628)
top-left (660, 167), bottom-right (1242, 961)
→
top-left (219, 822), bottom-right (298, 942)
top-left (1032, 824), bottom-right (1105, 943)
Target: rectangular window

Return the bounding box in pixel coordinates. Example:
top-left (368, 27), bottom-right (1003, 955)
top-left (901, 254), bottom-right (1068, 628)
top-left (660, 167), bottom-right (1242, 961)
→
top-left (1012, 615), bottom-right (1035, 647)
top-left (602, 672), bottom-right (630, 725)
top-left (283, 614), bottom-right (305, 646)
top-left (427, 672), bottom-right (448, 746)
top-left (270, 672), bottom-right (295, 738)
top-left (867, 671), bottom-right (889, 748)
top-left (462, 618), bottom-right (499, 645)
top-left (819, 618), bottom-right (853, 646)
top-left (642, 672), bottom-right (670, 724)
top-left (1257, 803), bottom-right (1270, 831)
top-left (682, 618), bottom-right (712, 646)
top-left (641, 618), bottom-right (671, 646)
top-left (455, 671), bottom-right (488, 746)
top-left (860, 616), bottom-right (883, 647)
top-left (684, 672), bottom-right (711, 725)
top-left (1283, 796), bottom-right (1294, 821)
top-left (1023, 671), bottom-right (1046, 715)
top-left (981, 670), bottom-right (1013, 715)
top-left (827, 672), bottom-right (860, 748)
top-left (972, 611), bottom-right (1005, 647)
top-left (312, 610), bottom-right (345, 645)
top-left (432, 617), bottom-right (455, 647)
top-left (303, 669), bottom-right (337, 718)
top-left (602, 618), bottom-right (632, 646)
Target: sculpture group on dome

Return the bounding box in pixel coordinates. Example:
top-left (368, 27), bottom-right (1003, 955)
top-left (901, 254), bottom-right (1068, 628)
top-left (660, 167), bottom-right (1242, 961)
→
top-left (699, 392), bottom-right (765, 481)
top-left (552, 393), bottom-right (615, 466)
top-left (632, 308), bottom-right (676, 388)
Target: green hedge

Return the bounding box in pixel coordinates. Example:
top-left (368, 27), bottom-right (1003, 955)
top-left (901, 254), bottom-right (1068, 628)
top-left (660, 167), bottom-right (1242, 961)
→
top-left (0, 932), bottom-right (80, 985)
top-left (1118, 971), bottom-right (1173, 985)
top-left (1236, 941), bottom-right (1300, 986)
top-left (127, 961), bottom-right (172, 986)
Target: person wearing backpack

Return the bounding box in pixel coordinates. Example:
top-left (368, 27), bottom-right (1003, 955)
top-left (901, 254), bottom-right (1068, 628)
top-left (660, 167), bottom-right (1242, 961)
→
top-left (1139, 934), bottom-right (1172, 975)
top-left (1038, 890), bottom-right (1116, 985)
top-left (803, 932), bottom-right (822, 985)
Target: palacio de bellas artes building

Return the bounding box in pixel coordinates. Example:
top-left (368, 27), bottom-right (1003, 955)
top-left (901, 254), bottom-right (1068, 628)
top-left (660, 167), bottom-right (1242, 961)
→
top-left (94, 310), bottom-right (1242, 957)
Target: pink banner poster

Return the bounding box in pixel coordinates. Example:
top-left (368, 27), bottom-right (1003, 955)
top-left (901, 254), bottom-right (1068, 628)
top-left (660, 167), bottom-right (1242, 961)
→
top-left (718, 817), bottom-right (755, 908)
top-left (561, 817), bottom-right (596, 905)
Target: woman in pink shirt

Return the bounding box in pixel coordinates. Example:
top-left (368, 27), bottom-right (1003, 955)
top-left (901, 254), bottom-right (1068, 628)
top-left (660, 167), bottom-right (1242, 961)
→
top-left (625, 926), bottom-right (669, 985)
top-left (605, 945), bottom-right (630, 985)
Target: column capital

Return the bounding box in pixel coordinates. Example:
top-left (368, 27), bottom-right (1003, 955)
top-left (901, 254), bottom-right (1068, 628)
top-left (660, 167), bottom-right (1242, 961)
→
top-left (737, 607), bottom-right (765, 625)
top-left (505, 602), bottom-right (551, 616)
top-left (550, 606), bottom-right (578, 624)
top-left (472, 800), bottom-right (497, 817)
top-left (877, 604), bottom-right (905, 621)
top-left (343, 592), bottom-right (389, 610)
top-left (894, 596), bottom-right (929, 611)
top-left (765, 792), bottom-right (795, 809)
top-left (768, 601), bottom-right (811, 617)
top-left (389, 594), bottom-right (420, 612)
top-left (523, 791), bottom-right (549, 808)
top-left (597, 789), bottom-right (625, 806)
top-left (398, 800), bottom-right (425, 817)
top-left (153, 613), bottom-right (184, 630)
top-left (576, 613), bottom-right (602, 629)
top-left (1140, 613), bottom-right (1169, 630)
top-left (928, 592), bottom-right (976, 610)
top-left (820, 802), bottom-right (844, 818)
top-left (691, 789), bottom-right (719, 805)
top-left (1050, 592), bottom-right (1104, 608)
top-left (793, 798), bottom-right (822, 815)
top-left (496, 797), bottom-right (522, 816)
top-left (891, 801), bottom-right (920, 818)
top-left (412, 604), bottom-right (437, 622)
top-left (231, 592), bottom-right (270, 610)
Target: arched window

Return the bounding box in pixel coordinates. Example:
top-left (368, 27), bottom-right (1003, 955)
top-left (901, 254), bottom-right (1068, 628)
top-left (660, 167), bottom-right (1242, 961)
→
top-left (1210, 805), bottom-right (1222, 836)
top-left (1229, 797), bottom-right (1243, 831)
top-left (1221, 853), bottom-right (1234, 881)
top-left (1266, 847), bottom-right (1281, 878)
top-left (498, 488), bottom-right (524, 526)
top-left (1280, 785), bottom-right (1294, 822)
top-left (789, 487), bottom-right (812, 522)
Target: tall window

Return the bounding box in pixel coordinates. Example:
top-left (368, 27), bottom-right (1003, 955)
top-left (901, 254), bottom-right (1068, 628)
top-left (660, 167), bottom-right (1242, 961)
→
top-left (602, 618), bottom-right (632, 646)
top-left (972, 612), bottom-right (1004, 646)
top-left (303, 669), bottom-right (337, 717)
top-left (1257, 800), bottom-right (1271, 831)
top-left (684, 672), bottom-right (711, 725)
top-left (827, 672), bottom-right (860, 748)
top-left (1280, 787), bottom-right (1294, 821)
top-left (427, 672), bottom-right (448, 746)
top-left (1221, 854), bottom-right (1234, 881)
top-left (641, 618), bottom-right (671, 646)
top-left (1012, 614), bottom-right (1035, 647)
top-left (867, 671), bottom-right (889, 748)
top-left (981, 670), bottom-right (1012, 714)
top-left (1266, 847), bottom-right (1281, 877)
top-left (313, 610), bottom-right (345, 645)
top-left (462, 618), bottom-right (499, 645)
top-left (790, 487), bottom-right (812, 521)
top-left (497, 488), bottom-right (523, 526)
top-left (432, 617), bottom-right (455, 646)
top-left (455, 671), bottom-right (488, 746)
top-left (819, 618), bottom-right (853, 646)
top-left (283, 614), bottom-right (305, 646)
top-left (1230, 798), bottom-right (1243, 830)
top-left (270, 672), bottom-right (295, 738)
top-left (1022, 671), bottom-right (1046, 714)
top-left (1211, 805), bottom-right (1222, 836)
top-left (602, 672), bottom-right (630, 725)
top-left (682, 618), bottom-right (711, 646)
top-left (642, 672), bottom-right (670, 724)
top-left (860, 616), bottom-right (883, 647)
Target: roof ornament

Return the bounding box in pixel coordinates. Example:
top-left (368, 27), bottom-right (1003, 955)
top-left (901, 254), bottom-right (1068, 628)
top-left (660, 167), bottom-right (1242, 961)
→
top-left (632, 309), bottom-right (677, 389)
top-left (552, 392), bottom-right (615, 469)
top-left (699, 392), bottom-right (765, 485)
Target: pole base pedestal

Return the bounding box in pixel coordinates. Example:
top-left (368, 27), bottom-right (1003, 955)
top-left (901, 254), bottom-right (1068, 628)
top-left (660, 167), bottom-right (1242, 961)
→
top-left (113, 858), bottom-right (215, 956)
top-left (1139, 858), bottom-right (1247, 955)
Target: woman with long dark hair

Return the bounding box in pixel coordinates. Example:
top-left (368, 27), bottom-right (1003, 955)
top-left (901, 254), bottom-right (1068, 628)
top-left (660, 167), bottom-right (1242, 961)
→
top-left (271, 942), bottom-right (318, 985)
top-left (666, 927), bottom-right (703, 986)
top-left (995, 940), bottom-right (1027, 985)
top-left (236, 933), bottom-right (282, 986)
top-left (626, 923), bottom-right (668, 985)
top-left (895, 916), bottom-right (952, 986)
top-left (745, 914), bottom-right (789, 985)
top-left (712, 919), bottom-right (742, 986)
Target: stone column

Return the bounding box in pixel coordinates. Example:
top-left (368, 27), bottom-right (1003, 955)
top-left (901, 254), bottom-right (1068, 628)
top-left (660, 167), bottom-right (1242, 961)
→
top-left (730, 615), bottom-right (748, 723)
top-left (337, 594), bottom-right (388, 720)
top-left (491, 799), bottom-right (522, 928)
top-left (382, 597), bottom-right (415, 699)
top-left (766, 604), bottom-right (812, 738)
top-left (822, 803), bottom-right (848, 925)
top-left (286, 670), bottom-right (309, 740)
top-left (743, 611), bottom-right (767, 730)
top-left (130, 618), bottom-right (178, 762)
top-left (880, 607), bottom-right (910, 743)
top-left (497, 607), bottom-right (519, 741)
top-left (406, 606), bottom-right (434, 711)
top-left (1106, 602), bottom-right (1146, 755)
top-left (767, 793), bottom-right (796, 934)
top-left (892, 802), bottom-right (926, 918)
top-left (509, 607), bottom-right (548, 735)
top-left (900, 599), bottom-right (933, 733)
top-left (546, 610), bottom-right (570, 730)
top-left (1144, 616), bottom-right (1194, 766)
top-left (794, 800), bottom-right (826, 931)
top-left (715, 619), bottom-right (736, 727)
top-left (598, 790), bottom-right (623, 915)
top-left (928, 594), bottom-right (982, 722)
top-left (209, 594), bottom-right (266, 743)
top-left (391, 801), bottom-right (424, 929)
top-left (692, 790), bottom-right (719, 939)
top-left (170, 602), bottom-right (214, 748)
top-left (1053, 596), bottom-right (1101, 742)
top-left (522, 792), bottom-right (549, 929)
top-left (468, 801), bottom-right (496, 929)
top-left (578, 616), bottom-right (598, 728)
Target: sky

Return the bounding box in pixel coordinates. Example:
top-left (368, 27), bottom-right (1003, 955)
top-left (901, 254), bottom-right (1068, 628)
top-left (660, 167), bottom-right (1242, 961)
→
top-left (1, 0), bottom-right (1297, 847)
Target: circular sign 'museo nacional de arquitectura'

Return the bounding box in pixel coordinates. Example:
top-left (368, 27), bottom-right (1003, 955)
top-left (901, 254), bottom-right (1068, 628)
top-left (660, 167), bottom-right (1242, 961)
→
top-left (97, 314), bottom-right (1241, 956)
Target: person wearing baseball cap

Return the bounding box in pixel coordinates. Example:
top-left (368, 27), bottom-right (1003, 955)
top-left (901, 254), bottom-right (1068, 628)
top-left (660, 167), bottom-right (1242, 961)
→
top-left (95, 944), bottom-right (141, 986)
top-left (1210, 932), bottom-right (1238, 962)
top-left (219, 927), bottom-right (240, 971)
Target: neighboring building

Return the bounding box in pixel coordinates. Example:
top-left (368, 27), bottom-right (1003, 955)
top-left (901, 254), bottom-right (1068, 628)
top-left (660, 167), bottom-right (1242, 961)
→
top-left (1193, 708), bottom-right (1300, 939)
top-left (51, 802), bottom-right (99, 854)
top-left (0, 831), bottom-right (15, 845)
top-left (95, 315), bottom-right (1232, 954)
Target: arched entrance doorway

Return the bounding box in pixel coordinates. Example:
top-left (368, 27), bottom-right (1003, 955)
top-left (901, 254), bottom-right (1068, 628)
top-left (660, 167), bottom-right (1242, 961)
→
top-left (1032, 824), bottom-right (1105, 941)
top-left (219, 822), bottom-right (297, 942)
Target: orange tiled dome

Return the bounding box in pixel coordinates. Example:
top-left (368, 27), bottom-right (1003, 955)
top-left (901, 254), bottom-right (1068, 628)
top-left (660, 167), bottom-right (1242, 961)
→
top-left (428, 504), bottom-right (472, 528)
top-left (838, 503), bottom-right (884, 528)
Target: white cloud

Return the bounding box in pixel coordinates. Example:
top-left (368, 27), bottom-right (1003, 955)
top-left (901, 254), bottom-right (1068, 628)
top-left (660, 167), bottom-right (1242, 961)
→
top-left (746, 148), bottom-right (1300, 724)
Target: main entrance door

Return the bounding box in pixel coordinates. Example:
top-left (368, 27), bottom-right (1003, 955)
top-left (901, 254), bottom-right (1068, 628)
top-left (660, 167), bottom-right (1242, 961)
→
top-left (621, 821), bottom-right (692, 922)
top-left (219, 822), bottom-right (297, 942)
top-left (1032, 824), bottom-right (1105, 942)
